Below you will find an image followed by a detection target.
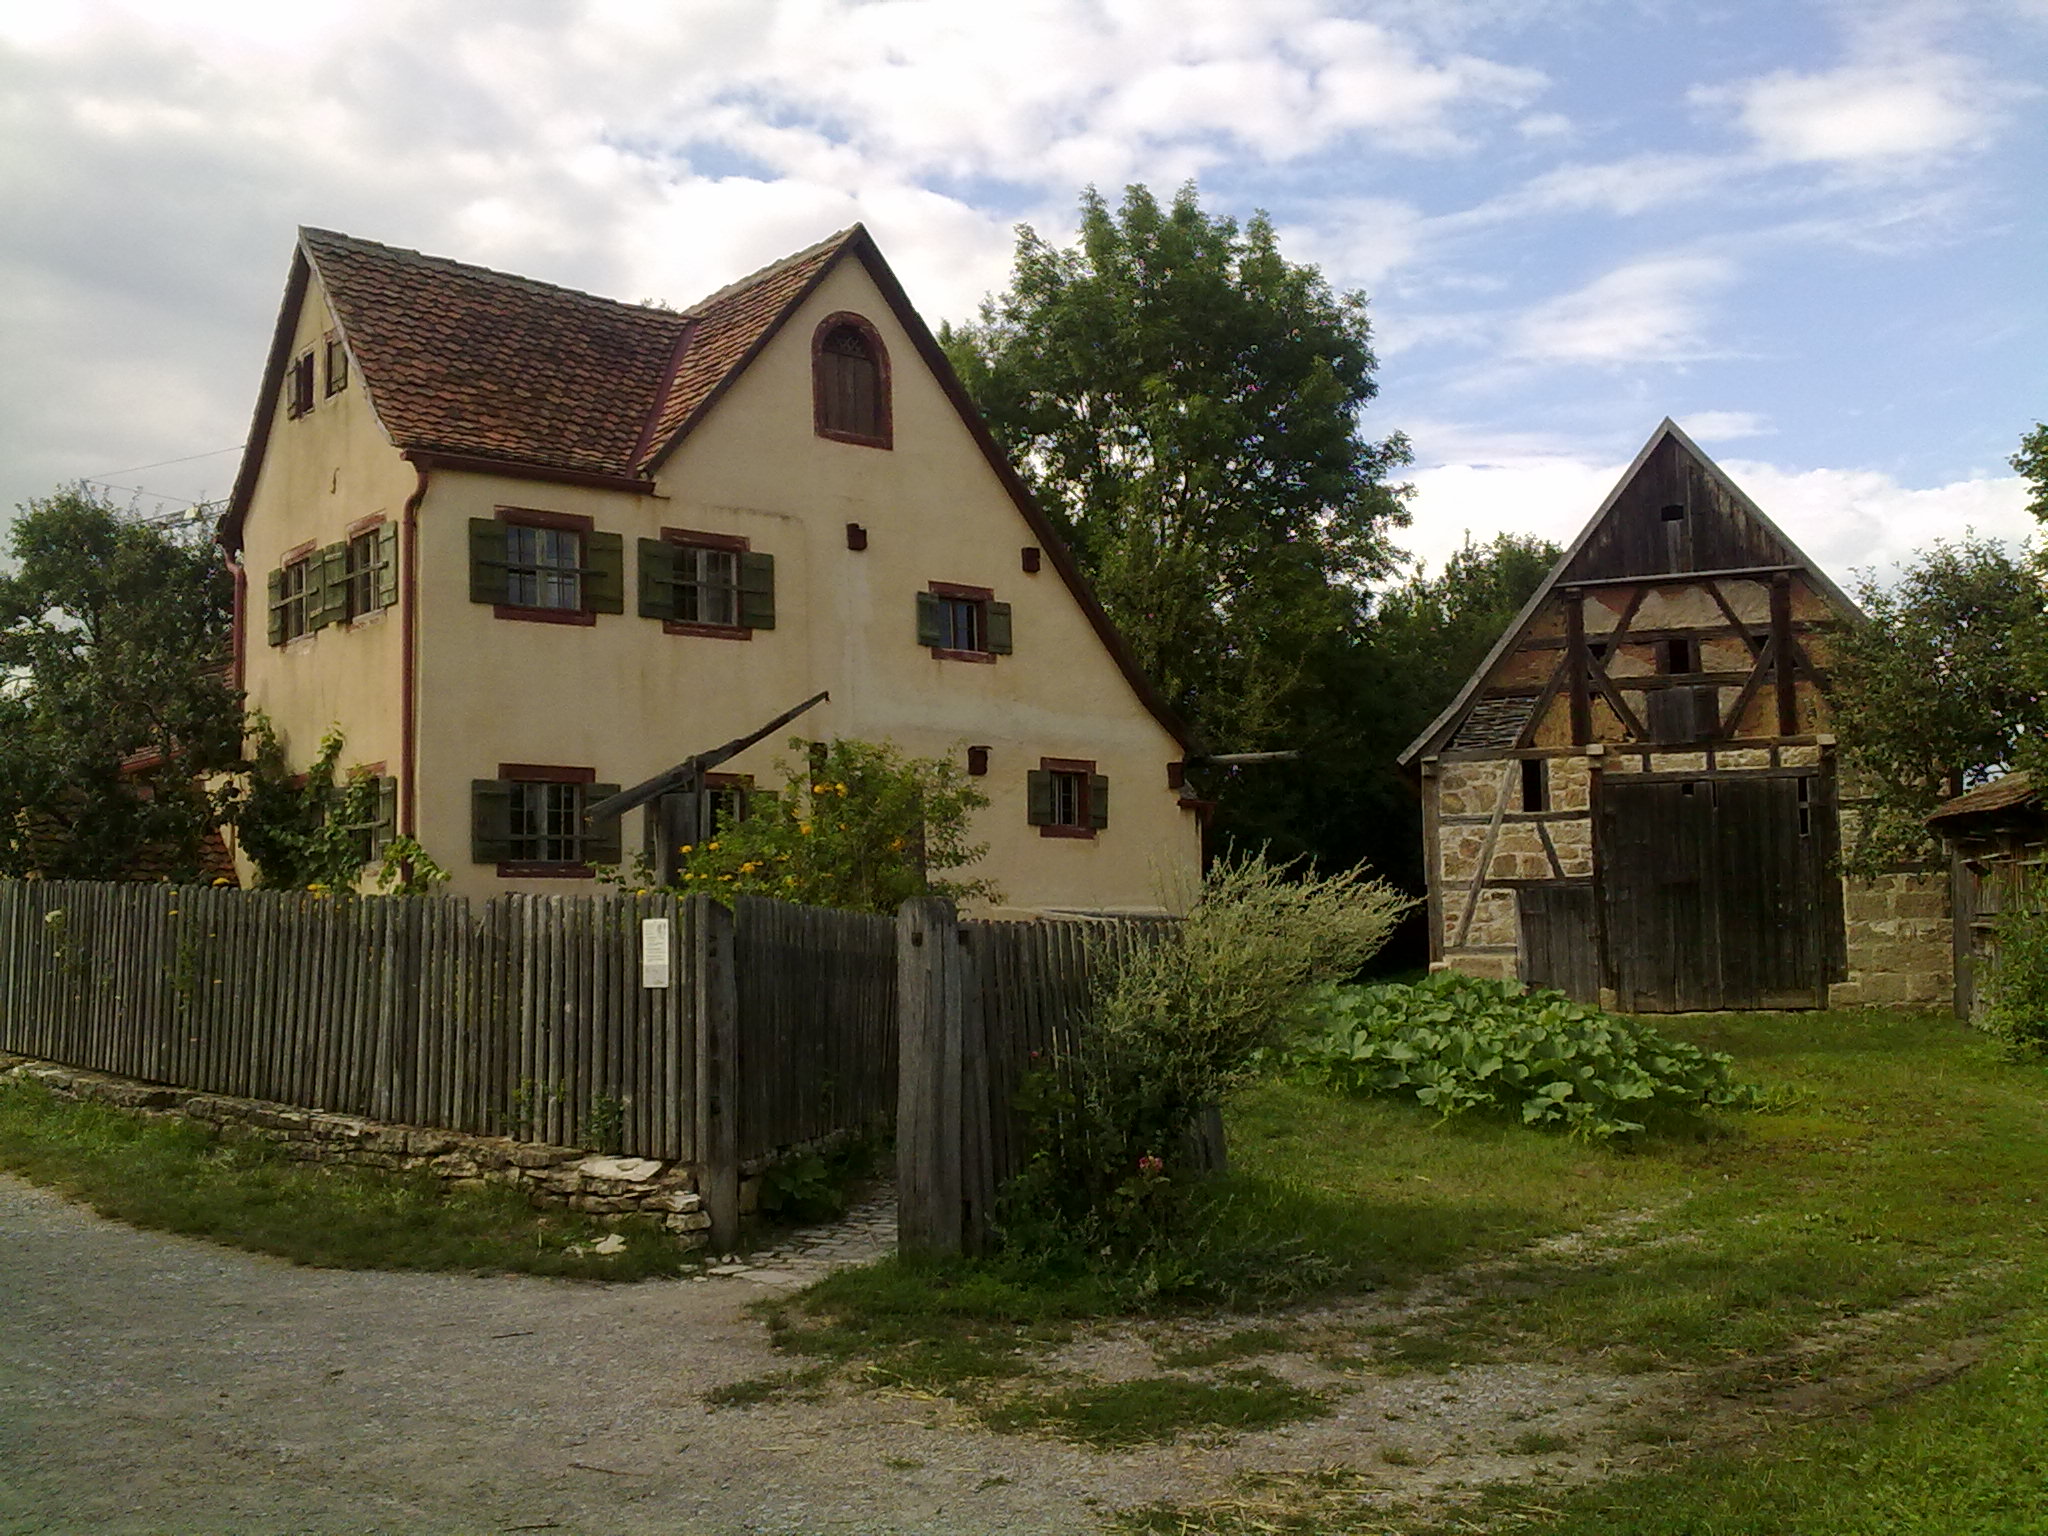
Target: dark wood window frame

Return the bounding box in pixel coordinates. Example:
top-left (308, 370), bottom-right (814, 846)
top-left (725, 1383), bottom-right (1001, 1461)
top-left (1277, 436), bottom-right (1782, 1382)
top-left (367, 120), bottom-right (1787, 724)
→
top-left (494, 507), bottom-right (596, 627)
top-left (323, 331), bottom-right (349, 397)
top-left (924, 580), bottom-right (1003, 664)
top-left (812, 312), bottom-right (892, 449)
top-left (1037, 755), bottom-right (1098, 840)
top-left (497, 763), bottom-right (597, 878)
top-left (660, 526), bottom-right (752, 640)
top-left (285, 352), bottom-right (316, 418)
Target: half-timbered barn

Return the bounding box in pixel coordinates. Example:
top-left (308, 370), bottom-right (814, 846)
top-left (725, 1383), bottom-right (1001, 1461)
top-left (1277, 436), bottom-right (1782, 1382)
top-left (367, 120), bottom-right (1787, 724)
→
top-left (1400, 420), bottom-right (1951, 1012)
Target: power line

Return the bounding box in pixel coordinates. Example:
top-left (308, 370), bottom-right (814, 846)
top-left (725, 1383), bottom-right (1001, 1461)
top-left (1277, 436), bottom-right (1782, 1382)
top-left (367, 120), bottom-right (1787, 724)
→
top-left (85, 444), bottom-right (244, 480)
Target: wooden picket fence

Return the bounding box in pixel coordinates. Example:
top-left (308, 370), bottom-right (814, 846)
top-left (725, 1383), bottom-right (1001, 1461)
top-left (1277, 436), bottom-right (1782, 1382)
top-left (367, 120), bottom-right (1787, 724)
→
top-left (0, 881), bottom-right (898, 1243)
top-left (0, 879), bottom-right (1189, 1259)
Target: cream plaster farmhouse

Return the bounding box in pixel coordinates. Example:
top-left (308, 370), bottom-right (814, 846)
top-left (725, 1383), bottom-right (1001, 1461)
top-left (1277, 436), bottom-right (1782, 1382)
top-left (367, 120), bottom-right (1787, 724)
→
top-left (220, 225), bottom-right (1201, 912)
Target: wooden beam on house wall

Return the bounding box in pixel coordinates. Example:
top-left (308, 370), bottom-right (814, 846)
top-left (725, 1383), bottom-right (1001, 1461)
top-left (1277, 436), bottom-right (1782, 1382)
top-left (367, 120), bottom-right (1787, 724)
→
top-left (1566, 589), bottom-right (1590, 746)
top-left (1772, 574), bottom-right (1797, 738)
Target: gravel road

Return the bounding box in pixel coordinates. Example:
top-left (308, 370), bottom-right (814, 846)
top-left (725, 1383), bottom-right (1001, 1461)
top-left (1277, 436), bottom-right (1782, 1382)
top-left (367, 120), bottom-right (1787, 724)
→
top-left (0, 1174), bottom-right (1656, 1535)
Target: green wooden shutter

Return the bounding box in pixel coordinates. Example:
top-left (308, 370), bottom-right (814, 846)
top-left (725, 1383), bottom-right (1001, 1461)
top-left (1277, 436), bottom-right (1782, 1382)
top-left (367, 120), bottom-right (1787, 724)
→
top-left (738, 551), bottom-right (776, 630)
top-left (985, 601), bottom-right (1013, 654)
top-left (1088, 773), bottom-right (1110, 830)
top-left (1026, 770), bottom-right (1054, 826)
top-left (375, 523), bottom-right (399, 610)
top-left (583, 531), bottom-right (625, 614)
top-left (471, 779), bottom-right (514, 863)
top-left (916, 591), bottom-right (943, 647)
top-left (372, 776), bottom-right (398, 857)
top-left (583, 784), bottom-right (623, 864)
top-left (468, 518), bottom-right (508, 605)
top-left (637, 538), bottom-right (677, 620)
top-left (266, 567), bottom-right (287, 646)
top-left (311, 542), bottom-right (350, 630)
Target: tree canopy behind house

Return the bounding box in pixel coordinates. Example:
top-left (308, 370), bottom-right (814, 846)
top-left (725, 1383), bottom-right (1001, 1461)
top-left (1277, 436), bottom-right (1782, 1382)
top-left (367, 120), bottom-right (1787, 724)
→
top-left (0, 487), bottom-right (241, 879)
top-left (941, 182), bottom-right (1413, 757)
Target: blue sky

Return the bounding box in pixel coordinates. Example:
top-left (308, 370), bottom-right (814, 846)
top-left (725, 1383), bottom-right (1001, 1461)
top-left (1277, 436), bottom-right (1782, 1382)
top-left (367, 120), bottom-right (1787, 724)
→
top-left (1, 0), bottom-right (2042, 586)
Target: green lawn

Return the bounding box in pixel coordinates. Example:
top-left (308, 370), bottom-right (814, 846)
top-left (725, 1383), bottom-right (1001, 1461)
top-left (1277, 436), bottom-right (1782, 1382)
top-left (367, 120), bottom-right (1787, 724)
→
top-left (782, 1009), bottom-right (2048, 1528)
top-left (0, 1077), bottom-right (690, 1279)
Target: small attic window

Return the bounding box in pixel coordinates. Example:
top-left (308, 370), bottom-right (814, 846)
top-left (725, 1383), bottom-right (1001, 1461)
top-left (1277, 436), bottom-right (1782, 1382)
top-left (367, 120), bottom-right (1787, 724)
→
top-left (1660, 503), bottom-right (1686, 522)
top-left (323, 332), bottom-right (348, 396)
top-left (813, 313), bottom-right (891, 449)
top-left (285, 352), bottom-right (315, 418)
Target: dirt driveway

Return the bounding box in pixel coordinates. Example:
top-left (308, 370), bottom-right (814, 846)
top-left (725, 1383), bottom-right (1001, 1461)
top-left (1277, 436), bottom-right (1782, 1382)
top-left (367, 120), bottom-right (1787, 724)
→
top-left (0, 1174), bottom-right (1665, 1536)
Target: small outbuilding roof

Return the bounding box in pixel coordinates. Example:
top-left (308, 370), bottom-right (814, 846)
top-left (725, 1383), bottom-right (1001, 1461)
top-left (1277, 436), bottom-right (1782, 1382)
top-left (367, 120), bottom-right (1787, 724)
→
top-left (1927, 772), bottom-right (2040, 829)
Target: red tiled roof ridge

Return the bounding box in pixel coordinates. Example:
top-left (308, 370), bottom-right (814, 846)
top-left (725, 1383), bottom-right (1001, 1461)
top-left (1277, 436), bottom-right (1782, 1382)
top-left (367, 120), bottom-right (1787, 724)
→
top-left (675, 224), bottom-right (862, 315)
top-left (298, 226), bottom-right (688, 325)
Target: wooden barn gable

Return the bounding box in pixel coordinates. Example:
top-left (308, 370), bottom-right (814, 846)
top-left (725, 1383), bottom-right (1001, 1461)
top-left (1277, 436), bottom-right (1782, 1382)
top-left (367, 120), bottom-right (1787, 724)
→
top-left (1401, 418), bottom-right (1863, 767)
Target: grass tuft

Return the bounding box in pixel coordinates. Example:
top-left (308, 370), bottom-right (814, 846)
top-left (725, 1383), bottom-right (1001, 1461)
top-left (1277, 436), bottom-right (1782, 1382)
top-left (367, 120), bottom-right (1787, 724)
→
top-left (983, 1367), bottom-right (1328, 1448)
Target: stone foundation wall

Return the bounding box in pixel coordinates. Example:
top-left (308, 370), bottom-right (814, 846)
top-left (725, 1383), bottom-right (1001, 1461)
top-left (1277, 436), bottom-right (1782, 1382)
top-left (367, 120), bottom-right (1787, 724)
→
top-left (1831, 872), bottom-right (1952, 1009)
top-left (0, 1055), bottom-right (714, 1244)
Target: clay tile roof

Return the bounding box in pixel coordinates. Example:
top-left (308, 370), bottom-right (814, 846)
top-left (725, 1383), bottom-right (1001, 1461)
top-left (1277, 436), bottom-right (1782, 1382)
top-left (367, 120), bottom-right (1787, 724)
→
top-left (300, 226), bottom-right (856, 482)
top-left (1927, 772), bottom-right (2039, 827)
top-left (640, 228), bottom-right (855, 465)
top-left (301, 228), bottom-right (687, 478)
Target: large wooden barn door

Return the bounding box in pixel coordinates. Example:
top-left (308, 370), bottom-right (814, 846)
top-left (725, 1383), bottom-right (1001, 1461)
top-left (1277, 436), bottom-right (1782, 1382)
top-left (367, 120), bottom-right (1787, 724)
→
top-left (1517, 885), bottom-right (1601, 1002)
top-left (1598, 773), bottom-right (1831, 1011)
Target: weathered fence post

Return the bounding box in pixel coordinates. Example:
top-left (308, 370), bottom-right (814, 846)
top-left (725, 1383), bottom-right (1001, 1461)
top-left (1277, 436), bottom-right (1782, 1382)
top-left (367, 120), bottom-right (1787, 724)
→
top-left (897, 896), bottom-right (963, 1256)
top-left (956, 921), bottom-right (997, 1255)
top-left (694, 895), bottom-right (741, 1252)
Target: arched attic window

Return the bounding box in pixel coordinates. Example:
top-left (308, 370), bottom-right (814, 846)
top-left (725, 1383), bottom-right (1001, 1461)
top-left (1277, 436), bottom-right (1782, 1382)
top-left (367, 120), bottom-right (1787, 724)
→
top-left (812, 313), bottom-right (891, 448)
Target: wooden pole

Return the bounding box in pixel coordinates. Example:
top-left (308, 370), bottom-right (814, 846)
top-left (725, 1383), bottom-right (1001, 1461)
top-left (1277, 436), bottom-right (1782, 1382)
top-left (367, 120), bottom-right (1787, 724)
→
top-left (694, 895), bottom-right (741, 1251)
top-left (896, 896), bottom-right (962, 1257)
top-left (1772, 573), bottom-right (1798, 738)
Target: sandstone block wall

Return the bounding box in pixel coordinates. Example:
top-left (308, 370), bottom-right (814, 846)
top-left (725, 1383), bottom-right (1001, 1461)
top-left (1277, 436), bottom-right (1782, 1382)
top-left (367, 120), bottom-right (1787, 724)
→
top-left (1831, 872), bottom-right (1952, 1009)
top-left (0, 1055), bottom-right (715, 1243)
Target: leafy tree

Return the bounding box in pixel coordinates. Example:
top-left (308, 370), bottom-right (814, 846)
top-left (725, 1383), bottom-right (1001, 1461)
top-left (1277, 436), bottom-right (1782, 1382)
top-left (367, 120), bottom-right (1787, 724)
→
top-left (656, 738), bottom-right (996, 914)
top-left (1830, 536), bottom-right (2047, 874)
top-left (941, 183), bottom-right (1412, 754)
top-left (1203, 534), bottom-right (1559, 969)
top-left (2014, 421), bottom-right (2048, 522)
top-left (0, 488), bottom-right (241, 879)
top-left (1367, 533), bottom-right (1562, 737)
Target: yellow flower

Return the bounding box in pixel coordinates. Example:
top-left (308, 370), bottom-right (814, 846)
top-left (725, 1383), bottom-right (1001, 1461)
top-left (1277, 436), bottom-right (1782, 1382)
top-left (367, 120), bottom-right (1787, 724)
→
top-left (784, 875), bottom-right (797, 887)
top-left (812, 782), bottom-right (829, 794)
top-left (678, 843), bottom-right (693, 854)
top-left (211, 877), bottom-right (230, 887)
top-left (707, 840), bottom-right (720, 850)
top-left (834, 782), bottom-right (848, 795)
top-left (798, 823), bottom-right (812, 835)
top-left (889, 838), bottom-right (904, 851)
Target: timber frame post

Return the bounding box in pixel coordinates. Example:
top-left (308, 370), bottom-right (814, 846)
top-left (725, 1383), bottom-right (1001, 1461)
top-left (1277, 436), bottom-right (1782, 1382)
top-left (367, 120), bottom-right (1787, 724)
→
top-left (1566, 587), bottom-right (1591, 745)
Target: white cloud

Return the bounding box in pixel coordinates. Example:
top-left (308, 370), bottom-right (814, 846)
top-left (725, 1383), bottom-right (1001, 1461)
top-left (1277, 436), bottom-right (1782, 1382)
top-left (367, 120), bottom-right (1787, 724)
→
top-left (1703, 60), bottom-right (1994, 168)
top-left (1398, 437), bottom-right (2034, 586)
top-left (1515, 110), bottom-right (1573, 140)
top-left (1677, 410), bottom-right (1774, 443)
top-left (1481, 152), bottom-right (1733, 218)
top-left (1719, 461), bottom-right (2033, 582)
top-left (1508, 256), bottom-right (1737, 365)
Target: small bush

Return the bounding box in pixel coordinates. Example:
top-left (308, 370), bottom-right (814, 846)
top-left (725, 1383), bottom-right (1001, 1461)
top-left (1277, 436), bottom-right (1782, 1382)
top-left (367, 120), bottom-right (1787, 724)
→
top-left (1287, 971), bottom-right (1758, 1138)
top-left (1001, 854), bottom-right (1411, 1275)
top-left (1984, 909), bottom-right (2048, 1055)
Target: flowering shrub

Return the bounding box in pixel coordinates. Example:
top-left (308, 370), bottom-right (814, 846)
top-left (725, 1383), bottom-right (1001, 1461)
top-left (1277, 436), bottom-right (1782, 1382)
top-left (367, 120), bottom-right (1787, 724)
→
top-left (657, 737), bottom-right (997, 915)
top-left (1287, 971), bottom-right (1759, 1137)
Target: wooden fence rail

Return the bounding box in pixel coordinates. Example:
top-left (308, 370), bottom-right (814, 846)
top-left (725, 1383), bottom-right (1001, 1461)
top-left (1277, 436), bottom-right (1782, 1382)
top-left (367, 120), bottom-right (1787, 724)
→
top-left (0, 881), bottom-right (897, 1246)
